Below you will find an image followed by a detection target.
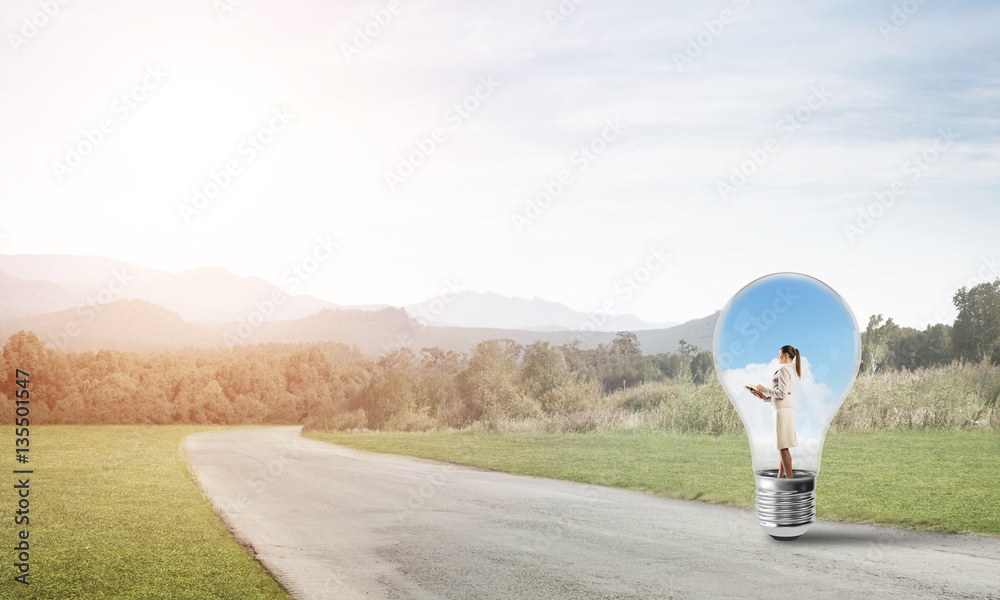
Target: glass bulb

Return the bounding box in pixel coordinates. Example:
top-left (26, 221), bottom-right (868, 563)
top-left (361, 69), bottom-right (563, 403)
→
top-left (713, 272), bottom-right (861, 540)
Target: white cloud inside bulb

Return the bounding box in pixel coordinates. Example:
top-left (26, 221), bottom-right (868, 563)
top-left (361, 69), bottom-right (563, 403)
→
top-left (722, 356), bottom-right (834, 470)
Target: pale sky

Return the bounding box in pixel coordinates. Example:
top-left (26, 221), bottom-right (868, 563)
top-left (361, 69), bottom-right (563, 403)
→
top-left (1, 0), bottom-right (998, 329)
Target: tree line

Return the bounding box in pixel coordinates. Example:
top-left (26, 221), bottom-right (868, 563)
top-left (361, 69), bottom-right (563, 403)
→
top-left (860, 279), bottom-right (1000, 375)
top-left (0, 329), bottom-right (708, 427)
top-left (3, 277), bottom-right (998, 428)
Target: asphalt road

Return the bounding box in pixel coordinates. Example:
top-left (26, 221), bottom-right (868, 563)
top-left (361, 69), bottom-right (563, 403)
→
top-left (182, 426), bottom-right (1000, 600)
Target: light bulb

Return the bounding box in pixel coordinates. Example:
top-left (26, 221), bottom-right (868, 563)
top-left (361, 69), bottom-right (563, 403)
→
top-left (713, 272), bottom-right (861, 541)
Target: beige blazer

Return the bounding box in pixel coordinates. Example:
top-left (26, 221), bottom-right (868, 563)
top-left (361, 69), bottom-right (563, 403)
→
top-left (760, 362), bottom-right (797, 409)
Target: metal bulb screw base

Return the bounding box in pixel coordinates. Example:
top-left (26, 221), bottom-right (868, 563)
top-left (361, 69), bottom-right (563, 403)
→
top-left (754, 469), bottom-right (817, 541)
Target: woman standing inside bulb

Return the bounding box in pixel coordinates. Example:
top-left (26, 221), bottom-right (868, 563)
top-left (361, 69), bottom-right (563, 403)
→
top-left (756, 345), bottom-right (801, 478)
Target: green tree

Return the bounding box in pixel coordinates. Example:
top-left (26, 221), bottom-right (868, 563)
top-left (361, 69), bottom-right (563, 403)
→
top-left (285, 346), bottom-right (335, 423)
top-left (520, 341), bottom-right (570, 402)
top-left (917, 323), bottom-right (953, 367)
top-left (556, 339), bottom-right (597, 378)
top-left (650, 352), bottom-right (684, 380)
top-left (361, 369), bottom-right (416, 429)
top-left (455, 339), bottom-right (539, 422)
top-left (377, 347), bottom-right (416, 372)
top-left (201, 380), bottom-right (236, 424)
top-left (172, 365), bottom-right (236, 424)
top-left (677, 339), bottom-right (698, 360)
top-left (885, 326), bottom-right (922, 370)
top-left (1, 331), bottom-right (70, 423)
top-left (884, 324), bottom-right (955, 370)
top-left (952, 280), bottom-right (1000, 362)
top-left (861, 315), bottom-right (898, 376)
top-left (335, 360), bottom-right (376, 413)
top-left (215, 353), bottom-right (271, 424)
top-left (667, 340), bottom-right (699, 383)
top-left (415, 375), bottom-right (455, 417)
top-left (611, 331), bottom-right (642, 363)
top-left (418, 347), bottom-right (466, 375)
top-left (690, 350), bottom-right (714, 385)
top-left (539, 380), bottom-right (600, 414)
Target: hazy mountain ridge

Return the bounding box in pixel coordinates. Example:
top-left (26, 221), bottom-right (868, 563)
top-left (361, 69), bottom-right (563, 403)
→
top-left (0, 253), bottom-right (715, 356)
top-left (405, 290), bottom-right (678, 332)
top-left (0, 298), bottom-right (214, 353)
top-left (0, 269), bottom-right (96, 315)
top-left (0, 254), bottom-right (343, 322)
top-left (1, 253), bottom-right (683, 333)
top-left (0, 253), bottom-right (169, 289)
top-left (115, 265), bottom-right (344, 322)
top-left (0, 298), bottom-right (718, 357)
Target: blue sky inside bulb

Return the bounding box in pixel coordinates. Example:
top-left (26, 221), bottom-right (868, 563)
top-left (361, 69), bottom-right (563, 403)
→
top-left (713, 273), bottom-right (862, 473)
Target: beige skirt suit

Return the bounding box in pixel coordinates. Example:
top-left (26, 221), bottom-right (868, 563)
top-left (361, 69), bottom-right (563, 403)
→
top-left (759, 362), bottom-right (798, 449)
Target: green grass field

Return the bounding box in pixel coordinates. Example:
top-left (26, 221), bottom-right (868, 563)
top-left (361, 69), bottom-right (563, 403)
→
top-left (0, 425), bottom-right (291, 600)
top-left (304, 429), bottom-right (1000, 537)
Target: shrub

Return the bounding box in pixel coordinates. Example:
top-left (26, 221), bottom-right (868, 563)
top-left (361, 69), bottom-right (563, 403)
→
top-left (322, 408), bottom-right (367, 431)
top-left (540, 380), bottom-right (601, 414)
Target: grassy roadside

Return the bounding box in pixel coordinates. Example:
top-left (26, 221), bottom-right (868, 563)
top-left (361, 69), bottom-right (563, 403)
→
top-left (0, 425), bottom-right (292, 600)
top-left (304, 429), bottom-right (1000, 537)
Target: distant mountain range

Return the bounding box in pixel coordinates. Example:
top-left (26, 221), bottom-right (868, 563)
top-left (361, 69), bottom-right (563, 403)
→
top-left (0, 253), bottom-right (718, 356)
top-left (405, 290), bottom-right (678, 332)
top-left (0, 254), bottom-right (345, 322)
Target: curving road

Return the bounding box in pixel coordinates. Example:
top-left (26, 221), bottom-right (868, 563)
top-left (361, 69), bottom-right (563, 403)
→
top-left (182, 427), bottom-right (1000, 600)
